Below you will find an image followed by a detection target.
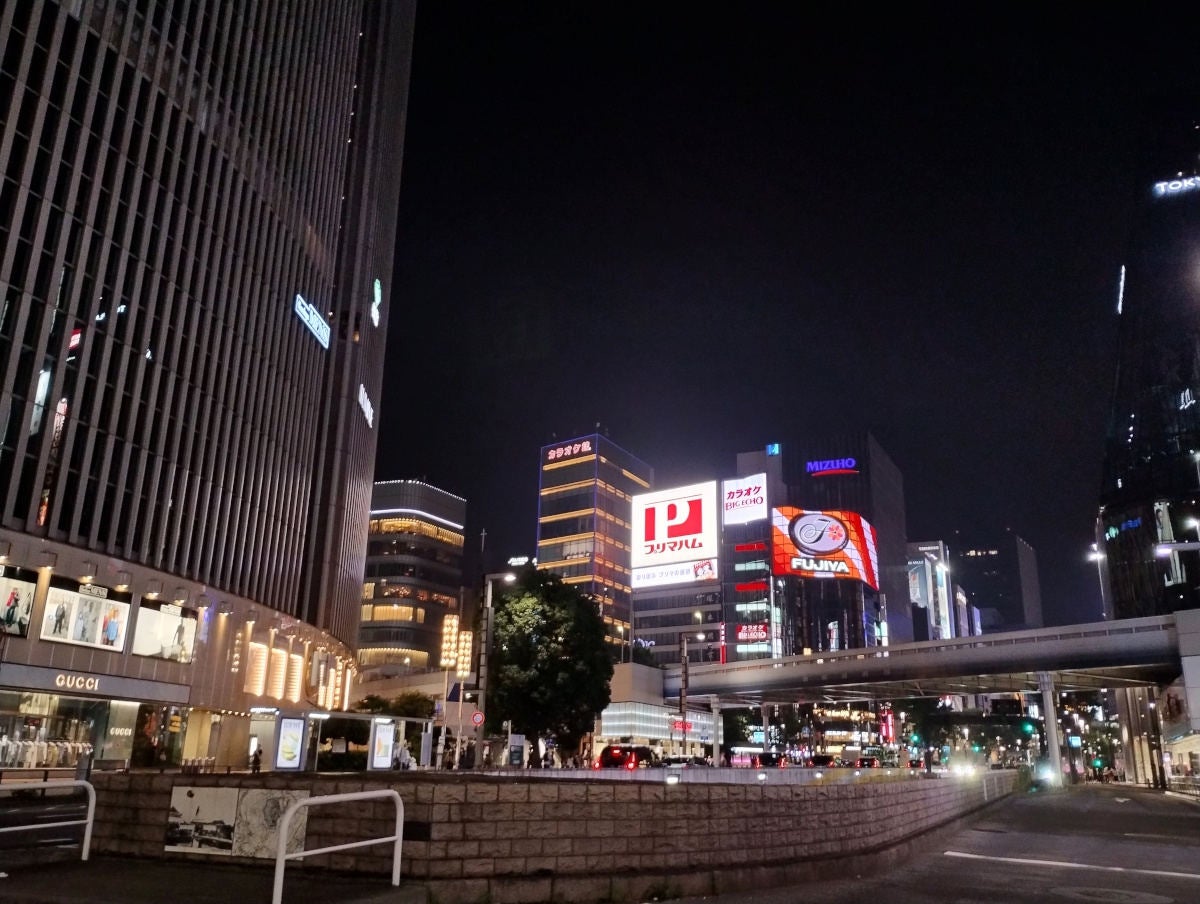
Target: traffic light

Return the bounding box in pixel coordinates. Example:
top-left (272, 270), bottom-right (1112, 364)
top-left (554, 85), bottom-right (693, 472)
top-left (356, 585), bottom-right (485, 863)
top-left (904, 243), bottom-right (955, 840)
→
top-left (1021, 721), bottom-right (1034, 735)
top-left (910, 732), bottom-right (920, 743)
top-left (1093, 757), bottom-right (1103, 769)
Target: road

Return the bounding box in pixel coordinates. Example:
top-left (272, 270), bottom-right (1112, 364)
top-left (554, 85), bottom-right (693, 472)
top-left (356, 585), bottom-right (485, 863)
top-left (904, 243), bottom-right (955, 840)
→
top-left (666, 784), bottom-right (1200, 904)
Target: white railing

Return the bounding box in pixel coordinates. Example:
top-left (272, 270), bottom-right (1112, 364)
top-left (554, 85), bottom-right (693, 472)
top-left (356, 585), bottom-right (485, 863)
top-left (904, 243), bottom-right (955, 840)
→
top-left (0, 779), bottom-right (95, 860)
top-left (273, 789), bottom-right (404, 904)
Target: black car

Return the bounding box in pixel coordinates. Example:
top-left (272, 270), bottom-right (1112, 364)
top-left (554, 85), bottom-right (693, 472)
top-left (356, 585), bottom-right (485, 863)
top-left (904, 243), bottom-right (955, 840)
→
top-left (593, 744), bottom-right (656, 769)
top-left (805, 754), bottom-right (838, 768)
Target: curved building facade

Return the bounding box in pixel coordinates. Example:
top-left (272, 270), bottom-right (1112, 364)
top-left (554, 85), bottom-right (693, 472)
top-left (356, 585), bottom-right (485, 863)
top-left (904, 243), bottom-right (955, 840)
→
top-left (1098, 115), bottom-right (1200, 619)
top-left (359, 480), bottom-right (466, 674)
top-left (0, 0), bottom-right (414, 769)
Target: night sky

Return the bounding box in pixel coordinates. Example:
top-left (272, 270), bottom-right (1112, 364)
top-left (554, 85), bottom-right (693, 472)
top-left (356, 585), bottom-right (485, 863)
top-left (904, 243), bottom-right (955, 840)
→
top-left (377, 5), bottom-right (1200, 627)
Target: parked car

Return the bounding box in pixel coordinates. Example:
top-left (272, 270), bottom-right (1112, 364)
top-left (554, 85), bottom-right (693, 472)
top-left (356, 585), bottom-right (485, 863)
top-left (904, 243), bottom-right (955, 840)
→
top-left (854, 756), bottom-right (881, 768)
top-left (805, 754), bottom-right (839, 768)
top-left (662, 755), bottom-right (708, 768)
top-left (593, 744), bottom-right (656, 770)
top-left (753, 752), bottom-right (788, 768)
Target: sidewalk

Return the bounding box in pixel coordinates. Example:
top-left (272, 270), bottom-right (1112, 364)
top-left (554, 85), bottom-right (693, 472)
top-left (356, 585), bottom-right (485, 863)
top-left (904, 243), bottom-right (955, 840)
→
top-left (0, 857), bottom-right (429, 904)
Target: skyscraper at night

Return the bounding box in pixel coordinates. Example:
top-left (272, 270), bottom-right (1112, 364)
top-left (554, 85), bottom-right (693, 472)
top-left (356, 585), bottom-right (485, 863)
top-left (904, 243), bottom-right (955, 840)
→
top-left (0, 1), bottom-right (414, 768)
top-left (359, 480), bottom-right (466, 675)
top-left (536, 434), bottom-right (653, 648)
top-left (1098, 114), bottom-right (1200, 620)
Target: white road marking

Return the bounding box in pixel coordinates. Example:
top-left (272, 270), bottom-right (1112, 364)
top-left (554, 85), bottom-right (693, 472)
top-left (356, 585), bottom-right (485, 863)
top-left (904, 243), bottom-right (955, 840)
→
top-left (944, 850), bottom-right (1200, 880)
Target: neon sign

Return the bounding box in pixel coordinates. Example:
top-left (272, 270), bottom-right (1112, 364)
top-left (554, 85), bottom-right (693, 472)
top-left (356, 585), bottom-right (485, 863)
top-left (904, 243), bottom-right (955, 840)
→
top-left (294, 295), bottom-right (330, 348)
top-left (806, 457), bottom-right (858, 477)
top-left (358, 384), bottom-right (374, 428)
top-left (1154, 177), bottom-right (1200, 198)
top-left (371, 278), bottom-right (382, 328)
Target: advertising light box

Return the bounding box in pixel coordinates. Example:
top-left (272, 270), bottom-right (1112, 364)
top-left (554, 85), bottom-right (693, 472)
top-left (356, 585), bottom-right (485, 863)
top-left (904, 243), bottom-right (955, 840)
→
top-left (722, 473), bottom-right (767, 525)
top-left (631, 558), bottom-right (718, 590)
top-left (771, 508), bottom-right (879, 590)
top-left (41, 581), bottom-right (131, 652)
top-left (631, 481), bottom-right (719, 570)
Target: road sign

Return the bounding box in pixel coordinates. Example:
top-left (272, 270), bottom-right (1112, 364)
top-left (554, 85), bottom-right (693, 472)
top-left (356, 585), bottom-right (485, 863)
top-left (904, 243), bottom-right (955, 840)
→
top-left (471, 711), bottom-right (484, 727)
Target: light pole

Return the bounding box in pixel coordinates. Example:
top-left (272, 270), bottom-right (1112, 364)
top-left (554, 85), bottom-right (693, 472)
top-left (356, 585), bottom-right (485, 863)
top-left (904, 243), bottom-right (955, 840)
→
top-left (1087, 544), bottom-right (1107, 619)
top-left (474, 571), bottom-right (516, 770)
top-left (617, 625), bottom-right (626, 664)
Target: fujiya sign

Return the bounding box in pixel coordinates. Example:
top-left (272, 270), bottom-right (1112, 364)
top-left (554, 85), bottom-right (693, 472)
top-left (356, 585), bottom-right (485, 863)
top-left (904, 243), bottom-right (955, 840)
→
top-left (294, 294), bottom-right (330, 348)
top-left (1154, 176), bottom-right (1200, 198)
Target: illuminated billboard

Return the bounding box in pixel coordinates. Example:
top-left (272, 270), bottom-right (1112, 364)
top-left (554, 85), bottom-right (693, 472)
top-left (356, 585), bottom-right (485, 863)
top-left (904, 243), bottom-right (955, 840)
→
top-left (721, 473), bottom-right (767, 525)
top-left (631, 481), bottom-right (719, 570)
top-left (770, 508), bottom-right (879, 590)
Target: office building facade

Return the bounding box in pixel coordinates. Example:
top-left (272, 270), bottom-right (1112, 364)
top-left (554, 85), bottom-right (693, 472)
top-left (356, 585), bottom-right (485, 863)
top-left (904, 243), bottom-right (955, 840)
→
top-left (359, 481), bottom-right (466, 675)
top-left (536, 434), bottom-right (653, 648)
top-left (0, 0), bottom-right (414, 769)
top-left (1097, 115), bottom-right (1200, 619)
top-left (949, 529), bottom-right (1043, 631)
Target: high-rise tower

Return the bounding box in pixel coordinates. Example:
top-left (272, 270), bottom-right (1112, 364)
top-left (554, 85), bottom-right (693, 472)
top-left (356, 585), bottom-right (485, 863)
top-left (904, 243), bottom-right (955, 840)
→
top-left (1098, 114), bottom-right (1200, 619)
top-left (536, 434), bottom-right (652, 647)
top-left (0, 0), bottom-right (415, 767)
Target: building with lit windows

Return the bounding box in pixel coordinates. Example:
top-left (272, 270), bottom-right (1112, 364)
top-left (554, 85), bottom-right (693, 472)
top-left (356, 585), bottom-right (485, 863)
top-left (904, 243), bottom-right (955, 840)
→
top-left (0, 0), bottom-right (414, 770)
top-left (359, 481), bottom-right (466, 675)
top-left (536, 434), bottom-right (652, 648)
top-left (1097, 114), bottom-right (1200, 620)
top-left (949, 529), bottom-right (1042, 631)
top-left (736, 434), bottom-right (913, 654)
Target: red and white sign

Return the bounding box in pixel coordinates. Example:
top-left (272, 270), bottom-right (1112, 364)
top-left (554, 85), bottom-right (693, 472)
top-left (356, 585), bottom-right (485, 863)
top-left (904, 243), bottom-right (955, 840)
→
top-left (631, 481), bottom-right (718, 571)
top-left (735, 623), bottom-right (769, 643)
top-left (770, 507), bottom-right (879, 590)
top-left (672, 720), bottom-right (694, 732)
top-left (471, 711), bottom-right (485, 727)
top-left (722, 473), bottom-right (767, 525)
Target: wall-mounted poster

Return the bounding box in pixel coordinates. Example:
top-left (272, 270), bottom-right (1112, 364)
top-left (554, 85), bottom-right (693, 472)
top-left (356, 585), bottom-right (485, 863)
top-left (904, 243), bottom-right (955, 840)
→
top-left (40, 579), bottom-right (131, 652)
top-left (132, 601), bottom-right (198, 663)
top-left (369, 720), bottom-right (395, 770)
top-left (274, 717), bottom-right (306, 770)
top-left (165, 787), bottom-right (308, 858)
top-left (0, 566), bottom-right (37, 637)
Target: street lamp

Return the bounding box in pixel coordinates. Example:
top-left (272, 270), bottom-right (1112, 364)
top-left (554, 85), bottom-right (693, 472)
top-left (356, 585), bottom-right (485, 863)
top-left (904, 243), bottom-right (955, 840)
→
top-left (474, 571), bottom-right (516, 770)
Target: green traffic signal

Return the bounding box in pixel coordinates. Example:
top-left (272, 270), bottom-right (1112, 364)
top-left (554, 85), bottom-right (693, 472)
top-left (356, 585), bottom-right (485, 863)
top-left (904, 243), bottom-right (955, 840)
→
top-left (1021, 722), bottom-right (1034, 734)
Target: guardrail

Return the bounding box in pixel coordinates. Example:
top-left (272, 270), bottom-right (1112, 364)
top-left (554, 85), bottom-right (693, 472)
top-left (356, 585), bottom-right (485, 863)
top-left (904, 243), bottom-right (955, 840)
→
top-left (0, 779), bottom-right (95, 860)
top-left (273, 789), bottom-right (404, 904)
top-left (1168, 776), bottom-right (1200, 799)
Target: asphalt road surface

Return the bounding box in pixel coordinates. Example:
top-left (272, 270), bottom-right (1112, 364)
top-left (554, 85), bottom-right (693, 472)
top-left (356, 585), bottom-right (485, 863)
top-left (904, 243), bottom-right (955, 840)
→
top-left (666, 784), bottom-right (1200, 904)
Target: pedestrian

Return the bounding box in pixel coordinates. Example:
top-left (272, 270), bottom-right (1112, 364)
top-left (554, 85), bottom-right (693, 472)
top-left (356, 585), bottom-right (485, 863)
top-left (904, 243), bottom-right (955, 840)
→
top-left (250, 748), bottom-right (262, 774)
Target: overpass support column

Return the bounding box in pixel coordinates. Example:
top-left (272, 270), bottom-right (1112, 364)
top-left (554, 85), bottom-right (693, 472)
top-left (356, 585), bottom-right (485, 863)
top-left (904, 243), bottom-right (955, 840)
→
top-left (1037, 672), bottom-right (1063, 787)
top-left (710, 698), bottom-right (722, 766)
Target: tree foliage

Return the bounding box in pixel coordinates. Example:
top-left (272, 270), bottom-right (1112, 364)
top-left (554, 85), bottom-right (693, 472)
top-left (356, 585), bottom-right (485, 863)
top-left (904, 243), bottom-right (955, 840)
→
top-left (488, 569), bottom-right (613, 755)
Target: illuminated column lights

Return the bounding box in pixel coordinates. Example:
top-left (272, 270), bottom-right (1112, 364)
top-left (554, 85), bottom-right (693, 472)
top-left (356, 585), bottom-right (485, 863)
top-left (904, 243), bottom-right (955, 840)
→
top-left (453, 629), bottom-right (474, 766)
top-left (435, 614), bottom-right (460, 769)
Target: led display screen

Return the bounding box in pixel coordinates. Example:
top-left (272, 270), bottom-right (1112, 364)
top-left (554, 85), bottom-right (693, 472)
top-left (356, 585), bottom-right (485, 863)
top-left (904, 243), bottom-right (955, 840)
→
top-left (770, 507), bottom-right (879, 590)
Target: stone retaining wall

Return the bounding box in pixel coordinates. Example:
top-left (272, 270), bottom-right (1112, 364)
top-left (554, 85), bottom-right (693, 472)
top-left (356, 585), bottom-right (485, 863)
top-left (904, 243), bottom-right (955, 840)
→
top-left (87, 770), bottom-right (1014, 903)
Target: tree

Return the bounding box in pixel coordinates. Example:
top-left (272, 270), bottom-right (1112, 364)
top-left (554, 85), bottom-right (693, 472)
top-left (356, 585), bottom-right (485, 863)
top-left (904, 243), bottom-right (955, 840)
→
top-left (489, 568), bottom-right (613, 757)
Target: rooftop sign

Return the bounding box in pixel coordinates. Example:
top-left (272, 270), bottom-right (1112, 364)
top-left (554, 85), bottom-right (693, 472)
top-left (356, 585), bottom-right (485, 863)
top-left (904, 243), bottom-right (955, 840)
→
top-left (294, 294), bottom-right (330, 348)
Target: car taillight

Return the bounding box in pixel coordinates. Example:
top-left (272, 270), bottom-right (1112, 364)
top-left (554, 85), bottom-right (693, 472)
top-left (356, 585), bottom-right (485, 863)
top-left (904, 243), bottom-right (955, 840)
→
top-left (626, 758), bottom-right (637, 770)
top-left (593, 760), bottom-right (601, 769)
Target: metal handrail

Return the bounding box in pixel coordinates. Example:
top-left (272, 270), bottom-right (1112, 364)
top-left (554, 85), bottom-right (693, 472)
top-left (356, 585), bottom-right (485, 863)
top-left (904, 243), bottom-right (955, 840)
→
top-left (272, 789), bottom-right (403, 904)
top-left (0, 779), bottom-right (95, 860)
